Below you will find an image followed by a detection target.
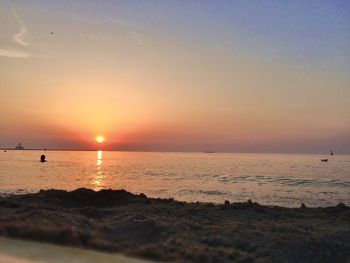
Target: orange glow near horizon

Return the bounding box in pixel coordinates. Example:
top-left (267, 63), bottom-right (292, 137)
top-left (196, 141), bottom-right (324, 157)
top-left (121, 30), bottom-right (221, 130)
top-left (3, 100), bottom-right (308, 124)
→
top-left (0, 1), bottom-right (349, 154)
top-left (96, 136), bottom-right (105, 143)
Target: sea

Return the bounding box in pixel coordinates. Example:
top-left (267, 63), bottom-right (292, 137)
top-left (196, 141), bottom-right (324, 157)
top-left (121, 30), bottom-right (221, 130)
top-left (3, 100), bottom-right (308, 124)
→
top-left (0, 150), bottom-right (349, 207)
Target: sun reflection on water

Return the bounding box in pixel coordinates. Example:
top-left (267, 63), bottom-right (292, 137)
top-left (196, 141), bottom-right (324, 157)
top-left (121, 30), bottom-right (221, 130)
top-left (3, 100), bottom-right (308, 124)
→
top-left (97, 150), bottom-right (103, 165)
top-left (93, 150), bottom-right (104, 191)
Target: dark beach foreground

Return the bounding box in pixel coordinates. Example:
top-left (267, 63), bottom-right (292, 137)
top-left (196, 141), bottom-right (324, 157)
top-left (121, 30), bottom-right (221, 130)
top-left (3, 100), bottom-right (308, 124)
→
top-left (0, 189), bottom-right (349, 263)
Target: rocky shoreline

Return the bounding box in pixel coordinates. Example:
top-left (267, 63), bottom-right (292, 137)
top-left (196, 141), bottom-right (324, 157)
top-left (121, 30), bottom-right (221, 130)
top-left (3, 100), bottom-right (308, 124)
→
top-left (0, 188), bottom-right (349, 262)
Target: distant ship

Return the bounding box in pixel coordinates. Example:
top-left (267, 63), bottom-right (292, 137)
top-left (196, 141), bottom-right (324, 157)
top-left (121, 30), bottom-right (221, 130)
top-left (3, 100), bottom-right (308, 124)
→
top-left (204, 150), bottom-right (215, 153)
top-left (15, 142), bottom-right (24, 150)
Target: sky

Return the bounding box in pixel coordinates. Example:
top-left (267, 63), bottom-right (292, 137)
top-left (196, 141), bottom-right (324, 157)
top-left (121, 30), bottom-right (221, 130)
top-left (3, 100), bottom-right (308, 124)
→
top-left (0, 0), bottom-right (349, 153)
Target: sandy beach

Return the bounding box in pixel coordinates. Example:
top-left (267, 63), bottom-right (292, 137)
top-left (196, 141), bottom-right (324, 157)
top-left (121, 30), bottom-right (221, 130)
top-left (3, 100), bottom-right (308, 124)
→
top-left (0, 188), bottom-right (349, 262)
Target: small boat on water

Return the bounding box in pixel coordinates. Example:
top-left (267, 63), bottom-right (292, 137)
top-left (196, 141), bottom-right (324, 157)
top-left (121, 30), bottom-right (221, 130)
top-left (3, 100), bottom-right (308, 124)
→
top-left (330, 149), bottom-right (333, 156)
top-left (321, 159), bottom-right (328, 162)
top-left (204, 150), bottom-right (215, 153)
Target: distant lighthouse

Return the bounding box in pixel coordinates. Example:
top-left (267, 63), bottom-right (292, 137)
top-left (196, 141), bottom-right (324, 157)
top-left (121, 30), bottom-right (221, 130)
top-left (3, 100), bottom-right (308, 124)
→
top-left (15, 142), bottom-right (24, 150)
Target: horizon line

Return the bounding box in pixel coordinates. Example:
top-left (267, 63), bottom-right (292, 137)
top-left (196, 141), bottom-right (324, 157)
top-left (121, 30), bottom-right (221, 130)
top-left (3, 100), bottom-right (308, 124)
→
top-left (0, 148), bottom-right (347, 155)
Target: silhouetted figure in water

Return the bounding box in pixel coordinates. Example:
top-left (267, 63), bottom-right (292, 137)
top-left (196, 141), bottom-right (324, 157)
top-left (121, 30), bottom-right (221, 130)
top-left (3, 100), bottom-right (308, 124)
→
top-left (40, 155), bottom-right (46, 162)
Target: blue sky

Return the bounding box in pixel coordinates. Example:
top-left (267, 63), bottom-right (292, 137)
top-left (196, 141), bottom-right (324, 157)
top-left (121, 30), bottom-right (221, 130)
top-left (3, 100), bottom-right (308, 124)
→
top-left (78, 0), bottom-right (350, 68)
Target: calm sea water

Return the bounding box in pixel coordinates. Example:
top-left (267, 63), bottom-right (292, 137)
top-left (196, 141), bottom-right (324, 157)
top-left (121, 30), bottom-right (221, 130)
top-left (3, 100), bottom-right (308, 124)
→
top-left (0, 150), bottom-right (349, 207)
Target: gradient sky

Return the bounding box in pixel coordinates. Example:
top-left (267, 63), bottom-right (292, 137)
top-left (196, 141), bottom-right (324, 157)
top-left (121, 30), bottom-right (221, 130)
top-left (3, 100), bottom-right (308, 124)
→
top-left (0, 0), bottom-right (349, 153)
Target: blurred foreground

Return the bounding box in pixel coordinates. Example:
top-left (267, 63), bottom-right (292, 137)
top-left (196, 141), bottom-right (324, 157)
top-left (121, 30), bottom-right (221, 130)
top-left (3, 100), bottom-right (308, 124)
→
top-left (0, 188), bottom-right (349, 262)
top-left (0, 236), bottom-right (149, 263)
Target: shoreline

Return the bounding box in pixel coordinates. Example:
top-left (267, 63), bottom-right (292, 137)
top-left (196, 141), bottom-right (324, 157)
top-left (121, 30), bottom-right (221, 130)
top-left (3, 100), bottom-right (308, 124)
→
top-left (0, 188), bottom-right (349, 262)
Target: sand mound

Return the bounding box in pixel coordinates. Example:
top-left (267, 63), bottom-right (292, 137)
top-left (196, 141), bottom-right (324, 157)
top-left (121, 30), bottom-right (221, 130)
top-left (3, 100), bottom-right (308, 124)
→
top-left (0, 189), bottom-right (349, 262)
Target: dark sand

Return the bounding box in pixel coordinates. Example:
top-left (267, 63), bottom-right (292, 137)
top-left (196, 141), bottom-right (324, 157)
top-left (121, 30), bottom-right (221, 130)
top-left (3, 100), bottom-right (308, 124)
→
top-left (0, 188), bottom-right (349, 262)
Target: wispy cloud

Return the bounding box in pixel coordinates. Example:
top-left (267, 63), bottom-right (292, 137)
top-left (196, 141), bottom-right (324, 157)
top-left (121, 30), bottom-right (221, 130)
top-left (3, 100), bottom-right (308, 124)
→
top-left (131, 31), bottom-right (145, 46)
top-left (67, 13), bottom-right (147, 46)
top-left (105, 16), bottom-right (135, 28)
top-left (12, 11), bottom-right (30, 47)
top-left (0, 9), bottom-right (52, 59)
top-left (0, 48), bottom-right (30, 58)
top-left (104, 15), bottom-right (147, 46)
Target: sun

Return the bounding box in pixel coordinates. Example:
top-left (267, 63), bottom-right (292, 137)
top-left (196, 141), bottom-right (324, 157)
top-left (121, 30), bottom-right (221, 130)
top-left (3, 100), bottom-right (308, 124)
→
top-left (96, 136), bottom-right (105, 143)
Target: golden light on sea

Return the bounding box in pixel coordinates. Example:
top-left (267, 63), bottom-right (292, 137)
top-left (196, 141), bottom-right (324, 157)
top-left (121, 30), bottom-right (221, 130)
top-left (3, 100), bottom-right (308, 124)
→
top-left (96, 136), bottom-right (105, 143)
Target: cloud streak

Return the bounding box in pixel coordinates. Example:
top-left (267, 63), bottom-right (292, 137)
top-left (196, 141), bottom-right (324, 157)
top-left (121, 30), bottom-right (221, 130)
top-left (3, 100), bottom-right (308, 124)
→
top-left (0, 9), bottom-right (52, 59)
top-left (0, 10), bottom-right (31, 58)
top-left (0, 48), bottom-right (30, 58)
top-left (131, 31), bottom-right (145, 46)
top-left (68, 13), bottom-right (147, 46)
top-left (104, 15), bottom-right (147, 46)
top-left (12, 11), bottom-right (30, 47)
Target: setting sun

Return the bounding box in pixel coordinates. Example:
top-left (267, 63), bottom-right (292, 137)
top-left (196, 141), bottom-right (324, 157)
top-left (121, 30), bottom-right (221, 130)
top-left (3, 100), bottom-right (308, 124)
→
top-left (0, 2), bottom-right (349, 262)
top-left (96, 136), bottom-right (105, 143)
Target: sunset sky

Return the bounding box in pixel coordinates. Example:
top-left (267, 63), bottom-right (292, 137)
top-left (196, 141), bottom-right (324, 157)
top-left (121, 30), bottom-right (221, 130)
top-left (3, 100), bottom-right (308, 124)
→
top-left (0, 0), bottom-right (349, 153)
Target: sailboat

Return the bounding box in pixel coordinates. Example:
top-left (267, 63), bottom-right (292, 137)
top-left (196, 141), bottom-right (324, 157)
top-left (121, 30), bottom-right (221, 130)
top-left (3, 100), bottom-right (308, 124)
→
top-left (330, 149), bottom-right (333, 156)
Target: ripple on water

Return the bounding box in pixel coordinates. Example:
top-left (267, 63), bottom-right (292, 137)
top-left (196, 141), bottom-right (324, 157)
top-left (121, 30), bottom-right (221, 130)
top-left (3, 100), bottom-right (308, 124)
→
top-left (1, 151), bottom-right (349, 207)
top-left (179, 189), bottom-right (230, 196)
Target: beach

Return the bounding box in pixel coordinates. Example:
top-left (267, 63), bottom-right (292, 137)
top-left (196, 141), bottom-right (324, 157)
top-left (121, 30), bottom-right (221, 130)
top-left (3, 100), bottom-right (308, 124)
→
top-left (1, 0), bottom-right (349, 262)
top-left (0, 188), bottom-right (349, 262)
